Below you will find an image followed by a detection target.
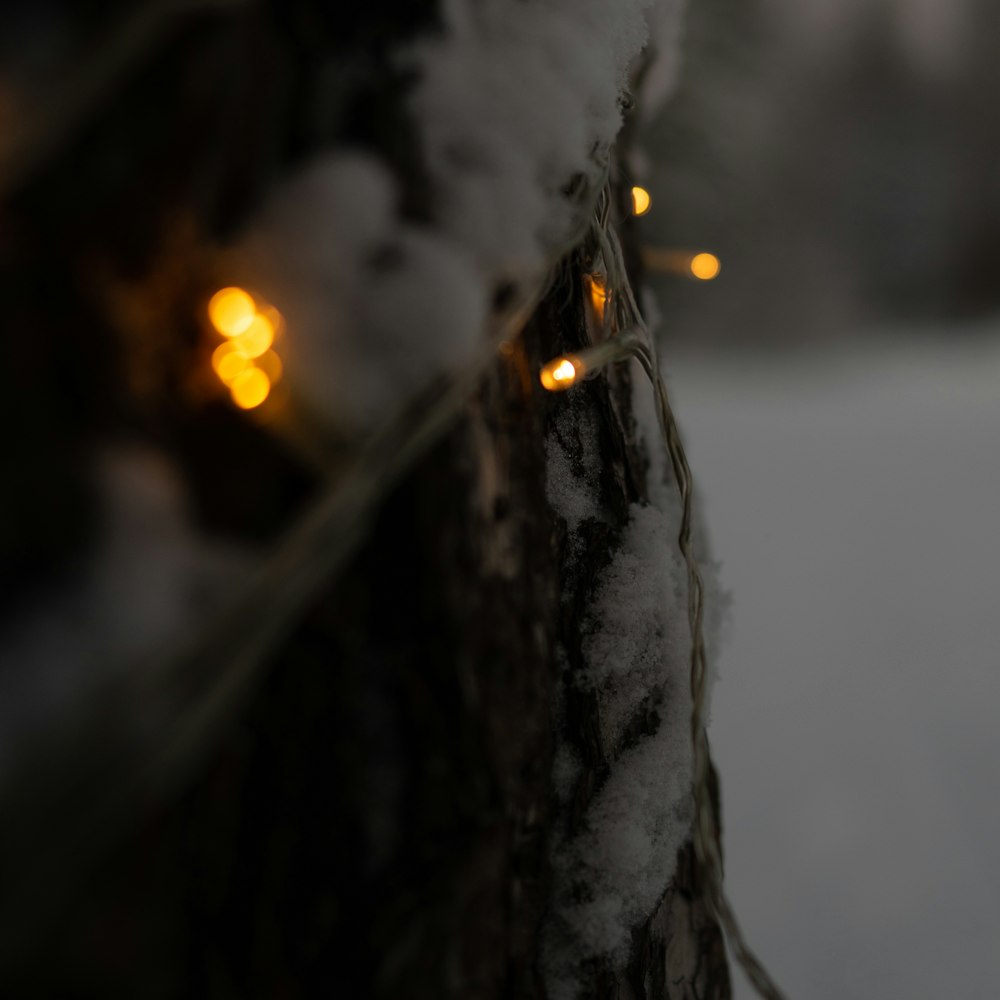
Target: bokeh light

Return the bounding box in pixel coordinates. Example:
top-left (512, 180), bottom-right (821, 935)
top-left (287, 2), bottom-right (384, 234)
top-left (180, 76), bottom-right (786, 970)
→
top-left (587, 273), bottom-right (608, 324)
top-left (631, 185), bottom-right (652, 216)
top-left (690, 253), bottom-right (721, 280)
top-left (211, 342), bottom-right (250, 384)
top-left (208, 287), bottom-right (256, 337)
top-left (230, 312), bottom-right (275, 359)
top-left (540, 356), bottom-right (583, 391)
top-left (229, 368), bottom-right (271, 409)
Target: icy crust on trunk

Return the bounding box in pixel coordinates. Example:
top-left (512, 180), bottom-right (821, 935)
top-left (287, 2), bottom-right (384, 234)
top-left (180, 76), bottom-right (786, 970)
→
top-left (543, 364), bottom-right (725, 996)
top-left (235, 0), bottom-right (685, 430)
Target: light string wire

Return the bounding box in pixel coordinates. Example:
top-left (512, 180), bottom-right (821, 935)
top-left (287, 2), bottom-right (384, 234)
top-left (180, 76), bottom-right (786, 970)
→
top-left (582, 188), bottom-right (788, 1000)
top-left (1, 9), bottom-right (779, 985)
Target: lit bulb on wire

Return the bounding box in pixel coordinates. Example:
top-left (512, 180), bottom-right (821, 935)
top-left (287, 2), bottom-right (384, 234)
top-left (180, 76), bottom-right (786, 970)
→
top-left (689, 253), bottom-right (721, 281)
top-left (206, 286), bottom-right (284, 409)
top-left (586, 273), bottom-right (609, 326)
top-left (540, 355), bottom-right (585, 391)
top-left (208, 287), bottom-right (256, 336)
top-left (631, 186), bottom-right (652, 217)
top-left (641, 247), bottom-right (721, 281)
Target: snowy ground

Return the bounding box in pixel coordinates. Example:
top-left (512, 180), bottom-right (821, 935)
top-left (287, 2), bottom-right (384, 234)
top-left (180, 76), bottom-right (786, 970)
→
top-left (667, 330), bottom-right (1000, 999)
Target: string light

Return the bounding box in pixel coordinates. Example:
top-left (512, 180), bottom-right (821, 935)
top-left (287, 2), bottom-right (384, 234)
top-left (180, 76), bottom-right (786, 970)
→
top-left (211, 342), bottom-right (251, 384)
top-left (586, 273), bottom-right (608, 326)
top-left (541, 196), bottom-right (786, 1000)
top-left (631, 185), bottom-right (652, 216)
top-left (208, 287), bottom-right (256, 337)
top-left (230, 312), bottom-right (275, 358)
top-left (641, 247), bottom-right (722, 281)
top-left (690, 252), bottom-right (721, 281)
top-left (540, 355), bottom-right (584, 391)
top-left (540, 335), bottom-right (640, 393)
top-left (205, 286), bottom-right (284, 410)
top-left (229, 367), bottom-right (271, 410)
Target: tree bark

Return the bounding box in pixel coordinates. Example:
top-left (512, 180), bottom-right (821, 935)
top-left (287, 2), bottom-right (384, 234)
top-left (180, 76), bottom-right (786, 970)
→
top-left (0, 3), bottom-right (730, 997)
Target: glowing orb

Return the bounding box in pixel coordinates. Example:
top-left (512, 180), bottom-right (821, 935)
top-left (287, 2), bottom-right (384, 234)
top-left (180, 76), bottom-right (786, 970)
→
top-left (631, 186), bottom-right (652, 217)
top-left (229, 368), bottom-right (271, 409)
top-left (208, 287), bottom-right (256, 337)
top-left (690, 253), bottom-right (721, 281)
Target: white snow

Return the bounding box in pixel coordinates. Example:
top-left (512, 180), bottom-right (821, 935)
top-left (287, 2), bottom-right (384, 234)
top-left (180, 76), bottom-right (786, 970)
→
top-left (543, 337), bottom-right (726, 994)
top-left (668, 331), bottom-right (1000, 1000)
top-left (227, 0), bottom-right (686, 430)
top-left (580, 503), bottom-right (688, 748)
top-left (236, 155), bottom-right (487, 429)
top-left (545, 496), bottom-right (696, 990)
top-left (409, 0), bottom-right (654, 279)
top-left (544, 400), bottom-right (602, 534)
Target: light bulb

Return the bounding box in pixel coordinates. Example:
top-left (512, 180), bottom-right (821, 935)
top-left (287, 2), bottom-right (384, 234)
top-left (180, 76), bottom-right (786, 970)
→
top-left (229, 367), bottom-right (271, 409)
top-left (690, 253), bottom-right (721, 281)
top-left (587, 273), bottom-right (608, 324)
top-left (230, 312), bottom-right (275, 358)
top-left (540, 355), bottom-right (584, 392)
top-left (631, 186), bottom-right (652, 217)
top-left (208, 287), bottom-right (256, 337)
top-left (211, 342), bottom-right (251, 384)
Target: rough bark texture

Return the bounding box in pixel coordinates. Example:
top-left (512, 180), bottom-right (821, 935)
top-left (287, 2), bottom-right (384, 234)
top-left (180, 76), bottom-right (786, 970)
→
top-left (0, 3), bottom-right (730, 997)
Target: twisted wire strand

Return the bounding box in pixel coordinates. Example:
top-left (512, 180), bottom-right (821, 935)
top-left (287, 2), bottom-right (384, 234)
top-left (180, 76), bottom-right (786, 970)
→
top-left (592, 196), bottom-right (787, 1000)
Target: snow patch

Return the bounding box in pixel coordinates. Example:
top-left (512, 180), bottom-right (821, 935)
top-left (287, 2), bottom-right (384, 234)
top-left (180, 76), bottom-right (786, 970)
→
top-left (544, 498), bottom-right (695, 995)
top-left (545, 400), bottom-right (603, 533)
top-left (236, 155), bottom-right (487, 429)
top-left (226, 0), bottom-right (685, 429)
top-left (581, 503), bottom-right (689, 748)
top-left (545, 345), bottom-right (727, 994)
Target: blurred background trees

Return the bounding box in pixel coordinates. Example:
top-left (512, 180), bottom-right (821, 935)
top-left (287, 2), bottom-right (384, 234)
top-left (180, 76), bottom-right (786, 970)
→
top-left (645, 0), bottom-right (1000, 346)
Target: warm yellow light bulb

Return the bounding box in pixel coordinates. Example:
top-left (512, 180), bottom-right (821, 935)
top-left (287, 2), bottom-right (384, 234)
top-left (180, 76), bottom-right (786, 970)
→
top-left (690, 253), bottom-right (721, 281)
top-left (208, 287), bottom-right (256, 337)
top-left (540, 355), bottom-right (584, 392)
top-left (587, 273), bottom-right (608, 324)
top-left (229, 367), bottom-right (271, 409)
top-left (211, 342), bottom-right (248, 384)
top-left (631, 186), bottom-right (652, 217)
top-left (230, 312), bottom-right (275, 358)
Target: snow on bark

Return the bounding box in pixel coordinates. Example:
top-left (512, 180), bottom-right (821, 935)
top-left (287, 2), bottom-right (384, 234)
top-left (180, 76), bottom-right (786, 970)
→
top-left (542, 349), bottom-right (727, 996)
top-left (228, 0), bottom-right (687, 430)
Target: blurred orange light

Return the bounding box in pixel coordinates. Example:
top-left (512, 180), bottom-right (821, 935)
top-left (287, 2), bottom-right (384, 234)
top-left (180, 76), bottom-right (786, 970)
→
top-left (229, 368), bottom-right (271, 409)
top-left (690, 253), bottom-right (721, 281)
top-left (211, 342), bottom-right (251, 384)
top-left (230, 312), bottom-right (275, 358)
top-left (631, 186), bottom-right (652, 217)
top-left (208, 287), bottom-right (256, 337)
top-left (587, 273), bottom-right (608, 324)
top-left (540, 355), bottom-right (584, 391)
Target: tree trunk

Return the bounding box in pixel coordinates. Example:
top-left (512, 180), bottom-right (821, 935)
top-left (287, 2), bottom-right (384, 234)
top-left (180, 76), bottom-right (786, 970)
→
top-left (0, 3), bottom-right (730, 997)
